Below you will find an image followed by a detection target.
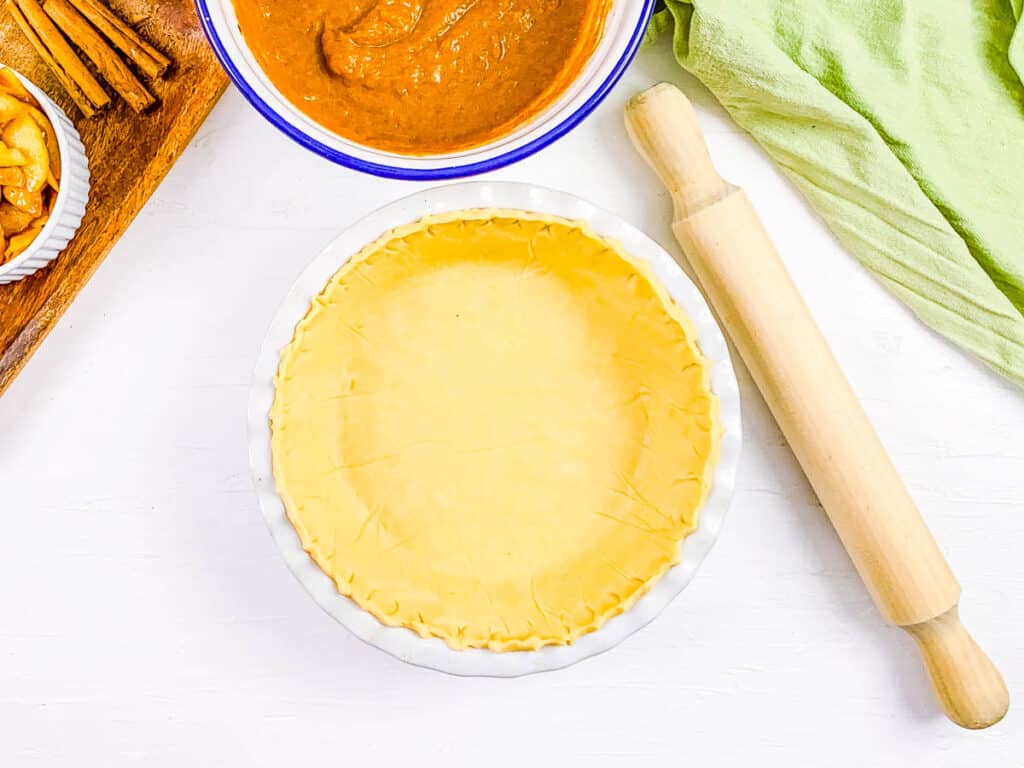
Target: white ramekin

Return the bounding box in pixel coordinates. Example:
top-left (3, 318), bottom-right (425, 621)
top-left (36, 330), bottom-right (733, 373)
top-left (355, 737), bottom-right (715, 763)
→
top-left (197, 1), bottom-right (656, 179)
top-left (0, 68), bottom-right (90, 285)
top-left (249, 182), bottom-right (743, 676)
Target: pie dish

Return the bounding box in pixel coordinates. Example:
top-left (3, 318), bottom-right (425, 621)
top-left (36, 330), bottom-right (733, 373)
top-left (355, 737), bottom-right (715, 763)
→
top-left (249, 182), bottom-right (742, 675)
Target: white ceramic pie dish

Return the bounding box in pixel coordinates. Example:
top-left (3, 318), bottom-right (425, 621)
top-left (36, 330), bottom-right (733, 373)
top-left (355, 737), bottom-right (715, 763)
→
top-left (0, 68), bottom-right (89, 285)
top-left (248, 181), bottom-right (742, 676)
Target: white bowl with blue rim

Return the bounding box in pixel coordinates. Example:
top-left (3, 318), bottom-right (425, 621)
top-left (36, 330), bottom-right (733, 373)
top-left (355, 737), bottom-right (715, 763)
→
top-left (195, 1), bottom-right (656, 180)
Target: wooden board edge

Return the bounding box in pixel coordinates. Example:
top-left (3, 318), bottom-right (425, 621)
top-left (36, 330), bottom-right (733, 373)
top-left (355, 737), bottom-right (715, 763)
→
top-left (0, 80), bottom-right (228, 397)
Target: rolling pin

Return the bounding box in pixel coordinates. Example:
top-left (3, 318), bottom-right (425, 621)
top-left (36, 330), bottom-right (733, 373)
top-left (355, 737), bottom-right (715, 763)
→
top-left (625, 83), bottom-right (1009, 729)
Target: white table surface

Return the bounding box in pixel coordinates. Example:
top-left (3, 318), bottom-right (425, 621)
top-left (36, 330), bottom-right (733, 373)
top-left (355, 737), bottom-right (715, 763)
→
top-left (2, 39), bottom-right (1022, 766)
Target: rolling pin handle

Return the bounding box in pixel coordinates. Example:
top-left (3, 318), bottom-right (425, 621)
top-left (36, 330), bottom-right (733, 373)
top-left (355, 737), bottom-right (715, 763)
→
top-left (625, 83), bottom-right (735, 219)
top-left (906, 607), bottom-right (1009, 729)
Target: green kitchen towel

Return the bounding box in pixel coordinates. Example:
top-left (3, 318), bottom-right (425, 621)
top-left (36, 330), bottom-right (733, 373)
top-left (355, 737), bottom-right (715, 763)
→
top-left (650, 1), bottom-right (1024, 387)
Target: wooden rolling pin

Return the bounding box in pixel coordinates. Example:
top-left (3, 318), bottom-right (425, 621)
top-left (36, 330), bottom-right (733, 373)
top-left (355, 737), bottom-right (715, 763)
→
top-left (625, 83), bottom-right (1009, 729)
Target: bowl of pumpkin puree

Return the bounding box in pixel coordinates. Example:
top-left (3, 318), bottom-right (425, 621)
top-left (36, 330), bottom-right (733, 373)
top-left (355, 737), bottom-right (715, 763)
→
top-left (248, 182), bottom-right (742, 675)
top-left (197, 0), bottom-right (656, 178)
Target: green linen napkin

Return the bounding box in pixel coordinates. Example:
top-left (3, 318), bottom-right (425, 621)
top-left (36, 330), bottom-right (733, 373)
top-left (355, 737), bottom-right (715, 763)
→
top-left (649, 1), bottom-right (1024, 387)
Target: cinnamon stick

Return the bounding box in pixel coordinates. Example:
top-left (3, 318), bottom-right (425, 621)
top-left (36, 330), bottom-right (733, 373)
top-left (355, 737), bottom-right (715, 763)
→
top-left (4, 1), bottom-right (94, 117)
top-left (9, 0), bottom-right (110, 113)
top-left (41, 0), bottom-right (154, 112)
top-left (65, 0), bottom-right (170, 80)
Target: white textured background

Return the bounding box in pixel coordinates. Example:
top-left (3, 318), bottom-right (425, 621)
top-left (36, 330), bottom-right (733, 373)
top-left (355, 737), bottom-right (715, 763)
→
top-left (2, 39), bottom-right (1021, 766)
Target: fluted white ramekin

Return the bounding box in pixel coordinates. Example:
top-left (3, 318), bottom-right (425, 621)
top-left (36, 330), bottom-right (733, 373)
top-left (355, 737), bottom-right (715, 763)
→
top-left (0, 68), bottom-right (89, 285)
top-left (249, 182), bottom-right (743, 677)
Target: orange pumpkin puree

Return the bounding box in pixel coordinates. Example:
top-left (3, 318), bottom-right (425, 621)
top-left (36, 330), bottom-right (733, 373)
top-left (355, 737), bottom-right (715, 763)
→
top-left (234, 0), bottom-right (610, 155)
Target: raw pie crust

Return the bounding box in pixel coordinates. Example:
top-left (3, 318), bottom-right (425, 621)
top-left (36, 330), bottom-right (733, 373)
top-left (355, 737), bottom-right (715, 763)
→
top-left (271, 210), bottom-right (720, 651)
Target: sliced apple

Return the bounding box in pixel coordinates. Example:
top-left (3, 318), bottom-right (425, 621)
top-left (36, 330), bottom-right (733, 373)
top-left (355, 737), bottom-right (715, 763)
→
top-left (5, 225), bottom-right (41, 260)
top-left (0, 167), bottom-right (24, 186)
top-left (38, 122), bottom-right (60, 184)
top-left (0, 92), bottom-right (27, 124)
top-left (0, 200), bottom-right (35, 235)
top-left (0, 141), bottom-right (26, 167)
top-left (3, 184), bottom-right (42, 216)
top-left (2, 114), bottom-right (48, 192)
top-left (1, 82), bottom-right (56, 169)
top-left (0, 67), bottom-right (33, 103)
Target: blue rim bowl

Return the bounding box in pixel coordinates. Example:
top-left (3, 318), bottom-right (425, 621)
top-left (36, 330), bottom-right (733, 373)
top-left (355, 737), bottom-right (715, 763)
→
top-left (195, 1), bottom-right (656, 181)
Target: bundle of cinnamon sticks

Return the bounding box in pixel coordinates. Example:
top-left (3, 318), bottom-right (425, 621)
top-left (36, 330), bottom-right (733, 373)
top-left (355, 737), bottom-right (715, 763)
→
top-left (5, 0), bottom-right (171, 117)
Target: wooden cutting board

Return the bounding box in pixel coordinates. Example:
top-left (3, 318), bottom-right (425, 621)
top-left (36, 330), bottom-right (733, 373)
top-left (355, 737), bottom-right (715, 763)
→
top-left (0, 0), bottom-right (227, 396)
